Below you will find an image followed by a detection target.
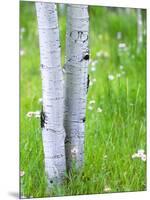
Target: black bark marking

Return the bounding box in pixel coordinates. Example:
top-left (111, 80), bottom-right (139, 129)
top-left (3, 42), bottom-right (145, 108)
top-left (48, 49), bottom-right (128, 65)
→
top-left (87, 74), bottom-right (90, 93)
top-left (70, 31), bottom-right (88, 43)
top-left (83, 54), bottom-right (89, 60)
top-left (82, 117), bottom-right (86, 122)
top-left (40, 106), bottom-right (46, 128)
top-left (65, 139), bottom-right (71, 144)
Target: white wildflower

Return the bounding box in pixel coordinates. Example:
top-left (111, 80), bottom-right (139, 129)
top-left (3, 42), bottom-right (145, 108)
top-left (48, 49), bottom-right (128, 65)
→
top-left (91, 60), bottom-right (98, 66)
top-left (97, 107), bottom-right (102, 113)
top-left (108, 74), bottom-right (114, 81)
top-left (89, 100), bottom-right (95, 104)
top-left (132, 149), bottom-right (146, 162)
top-left (96, 51), bottom-right (102, 57)
top-left (20, 171), bottom-right (25, 177)
top-left (38, 98), bottom-right (43, 104)
top-left (119, 65), bottom-right (124, 70)
top-left (26, 112), bottom-right (34, 118)
top-left (103, 51), bottom-right (109, 58)
top-left (26, 111), bottom-right (40, 118)
top-left (121, 71), bottom-right (125, 75)
top-left (96, 50), bottom-right (109, 58)
top-left (116, 32), bottom-right (122, 40)
top-left (20, 27), bottom-right (26, 33)
top-left (104, 186), bottom-right (111, 192)
top-left (88, 105), bottom-right (93, 110)
top-left (20, 49), bottom-right (25, 56)
top-left (91, 66), bottom-right (96, 72)
top-left (92, 78), bottom-right (96, 82)
top-left (116, 73), bottom-right (121, 78)
top-left (34, 111), bottom-right (41, 118)
top-left (89, 81), bottom-right (93, 86)
top-left (132, 153), bottom-right (139, 159)
top-left (141, 154), bottom-right (146, 162)
top-left (89, 59), bottom-right (92, 64)
top-left (137, 149), bottom-right (145, 156)
top-left (118, 43), bottom-right (126, 49)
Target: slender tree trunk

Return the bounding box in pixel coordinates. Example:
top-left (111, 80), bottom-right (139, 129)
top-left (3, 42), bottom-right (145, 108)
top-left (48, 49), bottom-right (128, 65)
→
top-left (36, 2), bottom-right (66, 188)
top-left (137, 8), bottom-right (143, 53)
top-left (64, 4), bottom-right (89, 172)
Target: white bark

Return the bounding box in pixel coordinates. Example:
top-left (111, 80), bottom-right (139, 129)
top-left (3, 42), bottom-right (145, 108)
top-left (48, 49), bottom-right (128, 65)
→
top-left (137, 8), bottom-right (143, 52)
top-left (36, 2), bottom-right (66, 188)
top-left (64, 5), bottom-right (89, 172)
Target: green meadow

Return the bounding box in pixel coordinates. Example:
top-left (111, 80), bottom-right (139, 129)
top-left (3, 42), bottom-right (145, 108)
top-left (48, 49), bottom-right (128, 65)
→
top-left (20, 2), bottom-right (146, 198)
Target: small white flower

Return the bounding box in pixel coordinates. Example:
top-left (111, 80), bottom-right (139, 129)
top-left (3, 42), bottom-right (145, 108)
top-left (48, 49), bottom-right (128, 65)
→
top-left (89, 81), bottom-right (93, 86)
top-left (137, 149), bottom-right (145, 157)
top-left (116, 73), bottom-right (121, 78)
top-left (34, 111), bottom-right (41, 118)
top-left (97, 107), bottom-right (102, 113)
top-left (108, 74), bottom-right (114, 80)
top-left (118, 43), bottom-right (126, 49)
top-left (20, 27), bottom-right (26, 33)
top-left (26, 112), bottom-right (34, 118)
top-left (132, 149), bottom-right (146, 162)
top-left (89, 100), bottom-right (95, 104)
top-left (96, 51), bottom-right (102, 57)
top-left (121, 71), bottom-right (125, 75)
top-left (103, 52), bottom-right (109, 58)
top-left (104, 186), bottom-right (111, 192)
top-left (91, 60), bottom-right (98, 66)
top-left (20, 49), bottom-right (25, 56)
top-left (26, 111), bottom-right (40, 118)
top-left (116, 32), bottom-right (122, 40)
top-left (141, 154), bottom-right (146, 162)
top-left (38, 98), bottom-right (43, 104)
top-left (96, 51), bottom-right (109, 58)
top-left (88, 105), bottom-right (93, 110)
top-left (20, 171), bottom-right (25, 177)
top-left (89, 59), bottom-right (92, 64)
top-left (91, 66), bottom-right (96, 72)
top-left (137, 149), bottom-right (145, 154)
top-left (119, 65), bottom-right (124, 70)
top-left (132, 153), bottom-right (139, 159)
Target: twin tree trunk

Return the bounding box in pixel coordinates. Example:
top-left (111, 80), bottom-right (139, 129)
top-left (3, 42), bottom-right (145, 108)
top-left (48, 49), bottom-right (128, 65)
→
top-left (64, 5), bottom-right (89, 172)
top-left (36, 2), bottom-right (66, 187)
top-left (36, 2), bottom-right (89, 188)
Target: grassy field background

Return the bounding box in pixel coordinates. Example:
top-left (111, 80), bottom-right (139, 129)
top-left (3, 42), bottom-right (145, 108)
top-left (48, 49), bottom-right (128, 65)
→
top-left (20, 2), bottom-right (146, 198)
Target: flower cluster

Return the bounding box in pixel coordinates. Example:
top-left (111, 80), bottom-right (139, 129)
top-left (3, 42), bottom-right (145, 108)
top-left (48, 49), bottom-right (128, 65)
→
top-left (26, 111), bottom-right (40, 118)
top-left (132, 149), bottom-right (146, 162)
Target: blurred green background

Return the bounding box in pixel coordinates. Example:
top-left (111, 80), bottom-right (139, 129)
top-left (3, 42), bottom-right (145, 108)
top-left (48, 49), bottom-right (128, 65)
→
top-left (20, 1), bottom-right (146, 198)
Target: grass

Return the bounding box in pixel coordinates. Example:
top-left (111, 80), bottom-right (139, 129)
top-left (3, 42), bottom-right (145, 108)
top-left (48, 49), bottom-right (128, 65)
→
top-left (20, 2), bottom-right (146, 198)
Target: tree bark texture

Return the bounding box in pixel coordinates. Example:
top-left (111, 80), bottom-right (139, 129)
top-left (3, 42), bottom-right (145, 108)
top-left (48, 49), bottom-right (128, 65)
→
top-left (64, 4), bottom-right (89, 172)
top-left (36, 2), bottom-right (66, 188)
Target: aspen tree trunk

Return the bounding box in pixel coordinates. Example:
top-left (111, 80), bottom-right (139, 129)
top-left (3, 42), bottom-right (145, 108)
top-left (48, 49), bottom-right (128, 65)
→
top-left (36, 2), bottom-right (66, 188)
top-left (64, 4), bottom-right (89, 172)
top-left (137, 8), bottom-right (143, 52)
